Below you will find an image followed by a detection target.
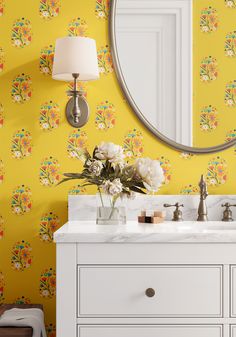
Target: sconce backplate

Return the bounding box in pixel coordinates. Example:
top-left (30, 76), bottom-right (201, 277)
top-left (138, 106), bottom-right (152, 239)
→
top-left (66, 96), bottom-right (89, 128)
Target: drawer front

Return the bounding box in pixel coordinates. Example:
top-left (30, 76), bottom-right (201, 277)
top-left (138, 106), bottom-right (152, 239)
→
top-left (78, 325), bottom-right (222, 337)
top-left (78, 265), bottom-right (222, 317)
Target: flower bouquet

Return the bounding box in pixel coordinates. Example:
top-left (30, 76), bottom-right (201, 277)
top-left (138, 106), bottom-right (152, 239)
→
top-left (59, 142), bottom-right (164, 224)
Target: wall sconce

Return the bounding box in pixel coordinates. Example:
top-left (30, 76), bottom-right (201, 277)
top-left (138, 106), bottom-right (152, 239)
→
top-left (52, 37), bottom-right (99, 128)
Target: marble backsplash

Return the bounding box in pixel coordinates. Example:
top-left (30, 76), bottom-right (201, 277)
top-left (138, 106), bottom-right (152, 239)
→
top-left (68, 195), bottom-right (236, 222)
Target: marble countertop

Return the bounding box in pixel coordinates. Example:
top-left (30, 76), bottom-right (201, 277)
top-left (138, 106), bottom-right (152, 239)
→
top-left (54, 221), bottom-right (236, 243)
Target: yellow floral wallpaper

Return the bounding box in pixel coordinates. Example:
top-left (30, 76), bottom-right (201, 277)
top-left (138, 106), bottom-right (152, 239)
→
top-left (1, 0), bottom-right (236, 334)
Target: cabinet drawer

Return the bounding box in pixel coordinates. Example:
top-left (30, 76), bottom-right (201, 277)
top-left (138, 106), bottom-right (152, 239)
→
top-left (78, 265), bottom-right (222, 317)
top-left (78, 325), bottom-right (222, 337)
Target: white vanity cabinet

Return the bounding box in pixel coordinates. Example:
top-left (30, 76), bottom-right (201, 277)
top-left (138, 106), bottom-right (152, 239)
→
top-left (54, 221), bottom-right (236, 337)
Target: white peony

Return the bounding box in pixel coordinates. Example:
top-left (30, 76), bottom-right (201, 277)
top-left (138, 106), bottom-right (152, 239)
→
top-left (135, 157), bottom-right (164, 192)
top-left (102, 178), bottom-right (123, 196)
top-left (95, 142), bottom-right (125, 168)
top-left (88, 160), bottom-right (103, 176)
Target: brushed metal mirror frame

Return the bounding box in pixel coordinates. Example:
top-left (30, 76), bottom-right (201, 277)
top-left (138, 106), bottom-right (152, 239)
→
top-left (109, 0), bottom-right (236, 154)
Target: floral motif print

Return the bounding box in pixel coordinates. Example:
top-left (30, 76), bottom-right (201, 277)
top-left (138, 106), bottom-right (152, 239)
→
top-left (11, 241), bottom-right (33, 271)
top-left (0, 159), bottom-right (3, 184)
top-left (97, 45), bottom-right (113, 75)
top-left (11, 74), bottom-right (32, 103)
top-left (11, 18), bottom-right (32, 48)
top-left (39, 45), bottom-right (54, 75)
top-left (95, 0), bottom-right (110, 19)
top-left (179, 152), bottom-right (195, 159)
top-left (200, 56), bottom-right (218, 82)
top-left (39, 101), bottom-right (60, 131)
top-left (225, 129), bottom-right (236, 143)
top-left (180, 184), bottom-right (199, 194)
top-left (39, 0), bottom-right (60, 20)
top-left (225, 0), bottom-right (236, 8)
top-left (0, 215), bottom-right (4, 239)
top-left (46, 324), bottom-right (56, 337)
top-left (95, 101), bottom-right (116, 130)
top-left (0, 272), bottom-right (4, 304)
top-left (67, 129), bottom-right (88, 160)
top-left (39, 268), bottom-right (56, 298)
top-left (200, 7), bottom-right (219, 33)
top-left (39, 157), bottom-right (61, 186)
top-left (39, 212), bottom-right (60, 243)
top-left (225, 31), bottom-right (236, 57)
top-left (11, 185), bottom-right (32, 215)
top-left (225, 80), bottom-right (236, 106)
top-left (157, 156), bottom-right (172, 185)
top-left (206, 157), bottom-right (228, 186)
top-left (68, 185), bottom-right (86, 195)
top-left (0, 103), bottom-right (3, 128)
top-left (68, 17), bottom-right (88, 36)
top-left (14, 296), bottom-right (31, 304)
top-left (123, 129), bottom-right (144, 159)
top-left (200, 105), bottom-right (218, 132)
top-left (0, 0), bottom-right (4, 16)
top-left (11, 129), bottom-right (32, 159)
top-left (67, 81), bottom-right (87, 98)
top-left (0, 47), bottom-right (4, 72)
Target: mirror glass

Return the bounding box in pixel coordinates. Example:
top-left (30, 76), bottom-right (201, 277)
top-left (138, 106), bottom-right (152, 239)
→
top-left (111, 0), bottom-right (236, 152)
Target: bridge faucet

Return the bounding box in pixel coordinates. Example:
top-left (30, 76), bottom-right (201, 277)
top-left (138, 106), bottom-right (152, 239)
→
top-left (197, 174), bottom-right (208, 221)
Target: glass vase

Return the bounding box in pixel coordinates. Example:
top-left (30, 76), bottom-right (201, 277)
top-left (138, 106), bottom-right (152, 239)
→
top-left (96, 193), bottom-right (126, 225)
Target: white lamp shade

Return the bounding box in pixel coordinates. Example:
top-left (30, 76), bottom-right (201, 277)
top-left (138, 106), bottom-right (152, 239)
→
top-left (52, 36), bottom-right (99, 81)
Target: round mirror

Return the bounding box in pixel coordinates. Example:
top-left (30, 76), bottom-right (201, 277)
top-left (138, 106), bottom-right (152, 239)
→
top-left (110, 0), bottom-right (236, 154)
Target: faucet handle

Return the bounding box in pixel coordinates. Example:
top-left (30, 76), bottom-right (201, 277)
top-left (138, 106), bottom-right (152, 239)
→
top-left (221, 203), bottom-right (236, 222)
top-left (163, 203), bottom-right (184, 222)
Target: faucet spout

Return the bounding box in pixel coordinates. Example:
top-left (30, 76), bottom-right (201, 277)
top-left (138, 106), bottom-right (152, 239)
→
top-left (197, 174), bottom-right (208, 221)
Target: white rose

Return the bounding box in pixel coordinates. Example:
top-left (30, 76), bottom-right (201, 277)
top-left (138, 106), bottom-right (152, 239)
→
top-left (88, 160), bottom-right (103, 176)
top-left (98, 11), bottom-right (105, 18)
top-left (135, 157), bottom-right (164, 192)
top-left (103, 178), bottom-right (123, 196)
top-left (99, 67), bottom-right (105, 73)
top-left (228, 99), bottom-right (234, 106)
top-left (95, 142), bottom-right (125, 168)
